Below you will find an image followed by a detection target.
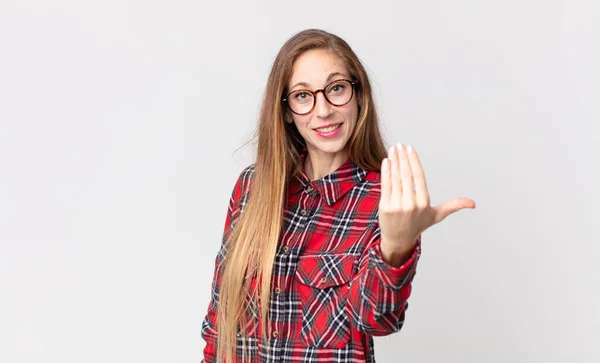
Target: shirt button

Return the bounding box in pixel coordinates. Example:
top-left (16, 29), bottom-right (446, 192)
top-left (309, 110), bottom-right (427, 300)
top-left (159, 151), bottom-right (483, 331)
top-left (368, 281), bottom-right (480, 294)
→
top-left (306, 185), bottom-right (314, 192)
top-left (320, 277), bottom-right (328, 284)
top-left (282, 246), bottom-right (289, 253)
top-left (300, 209), bottom-right (307, 216)
top-left (272, 331), bottom-right (279, 338)
top-left (274, 287), bottom-right (281, 294)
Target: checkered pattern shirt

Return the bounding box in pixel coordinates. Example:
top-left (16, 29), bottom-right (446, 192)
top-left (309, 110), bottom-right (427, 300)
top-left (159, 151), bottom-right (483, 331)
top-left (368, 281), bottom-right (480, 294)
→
top-left (201, 152), bottom-right (422, 362)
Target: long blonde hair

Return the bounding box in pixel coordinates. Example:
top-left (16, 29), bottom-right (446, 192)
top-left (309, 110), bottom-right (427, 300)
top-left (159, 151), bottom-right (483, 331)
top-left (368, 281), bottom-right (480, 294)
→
top-left (216, 29), bottom-right (388, 362)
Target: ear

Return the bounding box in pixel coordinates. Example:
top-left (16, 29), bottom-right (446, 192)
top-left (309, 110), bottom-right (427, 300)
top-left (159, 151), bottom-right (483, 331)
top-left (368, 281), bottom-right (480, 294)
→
top-left (284, 110), bottom-right (294, 124)
top-left (356, 89), bottom-right (363, 108)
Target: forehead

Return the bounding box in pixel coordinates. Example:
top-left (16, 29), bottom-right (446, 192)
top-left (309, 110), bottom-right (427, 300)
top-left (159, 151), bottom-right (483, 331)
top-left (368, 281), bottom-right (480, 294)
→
top-left (289, 49), bottom-right (349, 88)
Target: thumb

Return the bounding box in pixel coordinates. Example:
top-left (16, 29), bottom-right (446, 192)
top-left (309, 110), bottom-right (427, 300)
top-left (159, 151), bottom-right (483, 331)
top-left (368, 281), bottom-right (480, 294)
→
top-left (432, 197), bottom-right (476, 224)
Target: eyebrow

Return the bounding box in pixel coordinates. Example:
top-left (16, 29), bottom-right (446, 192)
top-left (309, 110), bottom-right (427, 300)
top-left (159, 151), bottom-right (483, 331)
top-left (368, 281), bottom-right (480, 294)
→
top-left (289, 72), bottom-right (349, 91)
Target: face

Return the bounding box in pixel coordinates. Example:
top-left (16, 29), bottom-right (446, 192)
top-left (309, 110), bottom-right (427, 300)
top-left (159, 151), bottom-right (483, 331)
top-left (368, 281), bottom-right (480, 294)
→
top-left (285, 49), bottom-right (359, 161)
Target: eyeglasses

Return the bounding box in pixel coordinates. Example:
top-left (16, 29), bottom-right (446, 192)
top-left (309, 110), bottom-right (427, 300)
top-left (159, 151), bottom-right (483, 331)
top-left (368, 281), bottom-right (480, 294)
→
top-left (282, 79), bottom-right (357, 115)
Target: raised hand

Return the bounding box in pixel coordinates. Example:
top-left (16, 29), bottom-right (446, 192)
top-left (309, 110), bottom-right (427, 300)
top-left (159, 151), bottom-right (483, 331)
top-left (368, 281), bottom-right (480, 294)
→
top-left (378, 143), bottom-right (476, 266)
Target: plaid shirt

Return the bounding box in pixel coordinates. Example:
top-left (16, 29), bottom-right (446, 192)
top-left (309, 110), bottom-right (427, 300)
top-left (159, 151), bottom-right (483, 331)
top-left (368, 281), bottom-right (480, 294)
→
top-left (201, 151), bottom-right (422, 362)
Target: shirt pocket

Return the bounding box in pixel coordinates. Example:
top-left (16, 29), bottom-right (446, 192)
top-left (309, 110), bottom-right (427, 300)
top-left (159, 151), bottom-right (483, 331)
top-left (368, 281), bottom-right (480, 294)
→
top-left (295, 253), bottom-right (356, 348)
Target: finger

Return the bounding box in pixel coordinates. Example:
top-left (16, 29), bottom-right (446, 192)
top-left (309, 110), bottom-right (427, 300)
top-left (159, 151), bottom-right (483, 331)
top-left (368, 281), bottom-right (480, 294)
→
top-left (380, 158), bottom-right (391, 204)
top-left (406, 145), bottom-right (430, 207)
top-left (389, 145), bottom-right (401, 204)
top-left (397, 144), bottom-right (415, 207)
top-left (433, 197), bottom-right (477, 224)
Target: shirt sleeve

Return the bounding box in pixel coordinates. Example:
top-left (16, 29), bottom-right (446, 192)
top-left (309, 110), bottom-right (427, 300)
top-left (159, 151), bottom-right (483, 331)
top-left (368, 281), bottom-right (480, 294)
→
top-left (346, 224), bottom-right (422, 336)
top-left (200, 167), bottom-right (250, 362)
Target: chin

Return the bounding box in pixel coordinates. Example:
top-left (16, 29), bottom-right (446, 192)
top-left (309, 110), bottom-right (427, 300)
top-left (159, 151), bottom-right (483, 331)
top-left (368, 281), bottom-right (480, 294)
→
top-left (311, 141), bottom-right (347, 155)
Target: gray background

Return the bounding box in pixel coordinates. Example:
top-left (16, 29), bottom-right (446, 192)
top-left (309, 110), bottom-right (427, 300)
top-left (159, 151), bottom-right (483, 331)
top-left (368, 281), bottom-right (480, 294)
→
top-left (1, 0), bottom-right (598, 362)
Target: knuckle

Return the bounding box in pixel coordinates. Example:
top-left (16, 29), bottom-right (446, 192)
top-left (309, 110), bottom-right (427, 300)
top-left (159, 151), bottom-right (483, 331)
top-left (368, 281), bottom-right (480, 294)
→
top-left (402, 202), bottom-right (416, 212)
top-left (416, 201), bottom-right (428, 210)
top-left (380, 205), bottom-right (397, 214)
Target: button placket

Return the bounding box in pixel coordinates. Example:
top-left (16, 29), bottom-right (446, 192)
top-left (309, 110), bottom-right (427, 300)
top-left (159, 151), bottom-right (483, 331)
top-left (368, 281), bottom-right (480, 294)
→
top-left (300, 183), bottom-right (317, 218)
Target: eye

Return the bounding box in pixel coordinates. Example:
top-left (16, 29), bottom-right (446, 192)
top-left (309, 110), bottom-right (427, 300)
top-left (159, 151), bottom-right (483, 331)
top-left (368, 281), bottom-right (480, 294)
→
top-left (329, 82), bottom-right (346, 94)
top-left (294, 91), bottom-right (312, 101)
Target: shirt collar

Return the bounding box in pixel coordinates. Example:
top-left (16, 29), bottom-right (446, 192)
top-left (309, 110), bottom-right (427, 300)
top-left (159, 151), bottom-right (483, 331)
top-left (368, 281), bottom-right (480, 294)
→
top-left (289, 148), bottom-right (369, 206)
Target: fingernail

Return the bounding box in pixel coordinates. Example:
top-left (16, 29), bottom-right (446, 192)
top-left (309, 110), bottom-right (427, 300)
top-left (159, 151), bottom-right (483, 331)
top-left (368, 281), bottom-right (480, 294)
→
top-left (396, 143), bottom-right (404, 151)
top-left (388, 146), bottom-right (395, 157)
top-left (407, 145), bottom-right (413, 153)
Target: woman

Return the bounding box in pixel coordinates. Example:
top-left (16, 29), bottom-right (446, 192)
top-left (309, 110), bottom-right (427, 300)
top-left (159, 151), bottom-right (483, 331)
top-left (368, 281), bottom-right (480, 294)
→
top-left (201, 29), bottom-right (475, 362)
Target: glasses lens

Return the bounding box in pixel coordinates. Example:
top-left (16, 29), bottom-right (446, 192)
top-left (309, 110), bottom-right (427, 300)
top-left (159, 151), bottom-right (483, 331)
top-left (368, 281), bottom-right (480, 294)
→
top-left (325, 80), bottom-right (353, 106)
top-left (287, 90), bottom-right (314, 115)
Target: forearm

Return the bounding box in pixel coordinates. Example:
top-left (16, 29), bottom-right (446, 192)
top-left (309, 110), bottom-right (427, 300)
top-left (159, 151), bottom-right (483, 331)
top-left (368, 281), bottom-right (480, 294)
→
top-left (200, 314), bottom-right (217, 362)
top-left (347, 237), bottom-right (421, 336)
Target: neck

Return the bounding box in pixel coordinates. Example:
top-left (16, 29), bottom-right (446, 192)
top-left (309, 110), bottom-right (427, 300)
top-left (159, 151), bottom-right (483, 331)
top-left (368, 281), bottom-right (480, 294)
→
top-left (304, 148), bottom-right (349, 181)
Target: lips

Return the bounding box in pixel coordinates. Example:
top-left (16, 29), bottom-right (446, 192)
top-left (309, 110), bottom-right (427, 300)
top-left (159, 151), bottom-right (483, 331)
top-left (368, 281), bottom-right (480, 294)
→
top-left (313, 123), bottom-right (342, 133)
top-left (312, 122), bottom-right (343, 139)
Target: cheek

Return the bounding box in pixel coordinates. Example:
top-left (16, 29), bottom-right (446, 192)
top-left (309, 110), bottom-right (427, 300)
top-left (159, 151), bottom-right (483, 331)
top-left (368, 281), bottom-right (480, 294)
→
top-left (292, 115), bottom-right (311, 129)
top-left (344, 102), bottom-right (359, 124)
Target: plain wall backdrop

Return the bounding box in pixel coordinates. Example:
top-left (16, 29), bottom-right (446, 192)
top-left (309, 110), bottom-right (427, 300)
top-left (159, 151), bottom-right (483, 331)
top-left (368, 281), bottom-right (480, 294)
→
top-left (1, 0), bottom-right (598, 362)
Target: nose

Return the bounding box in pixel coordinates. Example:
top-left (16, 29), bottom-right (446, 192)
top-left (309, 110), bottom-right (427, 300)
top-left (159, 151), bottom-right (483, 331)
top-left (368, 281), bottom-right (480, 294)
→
top-left (314, 91), bottom-right (333, 118)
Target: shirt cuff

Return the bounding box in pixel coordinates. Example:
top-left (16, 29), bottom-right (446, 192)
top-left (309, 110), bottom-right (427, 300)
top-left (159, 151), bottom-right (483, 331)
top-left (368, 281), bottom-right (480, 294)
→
top-left (369, 237), bottom-right (421, 291)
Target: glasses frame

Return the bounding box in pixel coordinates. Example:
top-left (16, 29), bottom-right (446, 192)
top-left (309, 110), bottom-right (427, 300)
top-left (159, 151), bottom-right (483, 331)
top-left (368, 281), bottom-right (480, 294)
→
top-left (282, 79), bottom-right (358, 116)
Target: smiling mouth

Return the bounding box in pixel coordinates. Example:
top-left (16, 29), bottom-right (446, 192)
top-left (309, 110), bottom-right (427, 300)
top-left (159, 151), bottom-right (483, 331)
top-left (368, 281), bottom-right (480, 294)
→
top-left (314, 123), bottom-right (342, 133)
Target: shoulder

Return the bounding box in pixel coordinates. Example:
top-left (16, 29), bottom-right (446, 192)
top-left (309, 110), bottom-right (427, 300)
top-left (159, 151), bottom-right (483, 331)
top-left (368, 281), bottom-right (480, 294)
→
top-left (342, 169), bottom-right (382, 224)
top-left (360, 169), bottom-right (383, 198)
top-left (237, 163), bottom-right (256, 190)
top-left (228, 163), bottom-right (256, 209)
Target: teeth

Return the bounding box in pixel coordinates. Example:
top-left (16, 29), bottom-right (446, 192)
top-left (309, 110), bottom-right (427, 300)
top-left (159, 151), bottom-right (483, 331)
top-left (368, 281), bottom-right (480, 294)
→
top-left (316, 124), bottom-right (341, 133)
